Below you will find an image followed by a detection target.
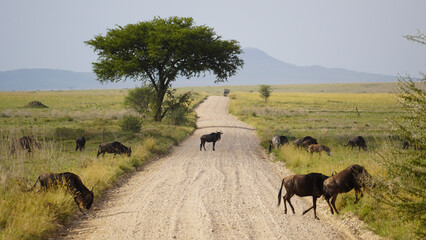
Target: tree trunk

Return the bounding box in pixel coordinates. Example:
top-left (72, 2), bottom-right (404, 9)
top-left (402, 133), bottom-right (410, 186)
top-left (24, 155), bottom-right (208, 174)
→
top-left (153, 84), bottom-right (167, 122)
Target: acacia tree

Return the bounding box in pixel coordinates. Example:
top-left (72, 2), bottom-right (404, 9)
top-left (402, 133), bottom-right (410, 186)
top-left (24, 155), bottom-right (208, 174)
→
top-left (373, 30), bottom-right (425, 236)
top-left (86, 16), bottom-right (244, 121)
top-left (259, 84), bottom-right (272, 102)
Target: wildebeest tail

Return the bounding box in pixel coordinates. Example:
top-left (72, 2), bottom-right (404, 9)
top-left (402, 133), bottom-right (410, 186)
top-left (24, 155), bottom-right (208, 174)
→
top-left (268, 140), bottom-right (272, 152)
top-left (277, 178), bottom-right (285, 207)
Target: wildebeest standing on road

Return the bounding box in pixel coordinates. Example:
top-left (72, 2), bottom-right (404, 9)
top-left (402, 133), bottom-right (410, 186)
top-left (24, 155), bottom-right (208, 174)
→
top-left (323, 164), bottom-right (373, 214)
top-left (200, 132), bottom-right (223, 151)
top-left (75, 136), bottom-right (86, 151)
top-left (345, 136), bottom-right (367, 151)
top-left (269, 135), bottom-right (289, 152)
top-left (277, 172), bottom-right (330, 219)
top-left (30, 172), bottom-right (94, 214)
top-left (97, 141), bottom-right (132, 158)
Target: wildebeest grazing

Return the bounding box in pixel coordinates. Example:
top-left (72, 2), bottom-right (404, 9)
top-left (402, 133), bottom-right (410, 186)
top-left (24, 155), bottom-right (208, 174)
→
top-left (10, 136), bottom-right (41, 154)
top-left (269, 135), bottom-right (289, 152)
top-left (75, 136), bottom-right (86, 151)
top-left (308, 144), bottom-right (331, 157)
top-left (277, 172), bottom-right (330, 219)
top-left (200, 131), bottom-right (223, 151)
top-left (30, 172), bottom-right (94, 214)
top-left (301, 138), bottom-right (318, 149)
top-left (293, 136), bottom-right (316, 148)
top-left (345, 136), bottom-right (367, 151)
top-left (323, 164), bottom-right (373, 215)
top-left (97, 141), bottom-right (132, 158)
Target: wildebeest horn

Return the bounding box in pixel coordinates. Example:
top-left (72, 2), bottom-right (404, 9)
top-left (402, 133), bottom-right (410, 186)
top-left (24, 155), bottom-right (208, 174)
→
top-left (331, 171), bottom-right (337, 176)
top-left (91, 187), bottom-right (94, 192)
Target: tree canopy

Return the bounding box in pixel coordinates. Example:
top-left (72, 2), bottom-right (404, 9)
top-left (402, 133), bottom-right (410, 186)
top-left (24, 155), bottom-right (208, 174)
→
top-left (86, 16), bottom-right (244, 121)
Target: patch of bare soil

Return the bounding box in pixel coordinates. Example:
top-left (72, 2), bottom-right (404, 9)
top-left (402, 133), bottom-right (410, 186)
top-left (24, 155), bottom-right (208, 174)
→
top-left (60, 96), bottom-right (382, 240)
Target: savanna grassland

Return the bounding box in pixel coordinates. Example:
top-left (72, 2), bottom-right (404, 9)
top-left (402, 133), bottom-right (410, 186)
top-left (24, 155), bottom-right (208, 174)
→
top-left (0, 89), bottom-right (205, 240)
top-left (226, 90), bottom-right (422, 239)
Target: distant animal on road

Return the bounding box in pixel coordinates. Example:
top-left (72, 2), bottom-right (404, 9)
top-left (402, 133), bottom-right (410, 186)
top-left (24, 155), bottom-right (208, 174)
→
top-left (97, 141), bottom-right (132, 158)
top-left (323, 164), bottom-right (374, 215)
top-left (75, 136), bottom-right (86, 151)
top-left (269, 135), bottom-right (289, 152)
top-left (200, 132), bottom-right (223, 151)
top-left (308, 144), bottom-right (330, 157)
top-left (30, 172), bottom-right (94, 214)
top-left (277, 172), bottom-right (329, 219)
top-left (10, 136), bottom-right (41, 154)
top-left (345, 136), bottom-right (367, 151)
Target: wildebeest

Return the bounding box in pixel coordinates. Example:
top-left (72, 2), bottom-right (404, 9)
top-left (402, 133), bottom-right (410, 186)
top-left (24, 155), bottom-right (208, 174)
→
top-left (308, 144), bottom-right (331, 157)
top-left (323, 164), bottom-right (373, 215)
top-left (269, 135), bottom-right (289, 152)
top-left (75, 136), bottom-right (86, 151)
top-left (345, 136), bottom-right (367, 151)
top-left (10, 136), bottom-right (41, 154)
top-left (277, 172), bottom-right (330, 219)
top-left (97, 141), bottom-right (132, 158)
top-left (30, 172), bottom-right (94, 214)
top-left (293, 136), bottom-right (316, 148)
top-left (301, 138), bottom-right (318, 148)
top-left (200, 132), bottom-right (223, 151)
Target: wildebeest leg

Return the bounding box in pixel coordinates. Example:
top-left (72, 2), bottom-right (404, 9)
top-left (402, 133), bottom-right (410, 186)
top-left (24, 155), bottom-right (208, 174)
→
top-left (285, 195), bottom-right (295, 214)
top-left (212, 141), bottom-right (216, 151)
top-left (302, 197), bottom-right (319, 219)
top-left (354, 187), bottom-right (363, 203)
top-left (302, 197), bottom-right (315, 214)
top-left (74, 196), bottom-right (86, 215)
top-left (331, 194), bottom-right (339, 214)
top-left (283, 196), bottom-right (288, 214)
top-left (325, 195), bottom-right (334, 215)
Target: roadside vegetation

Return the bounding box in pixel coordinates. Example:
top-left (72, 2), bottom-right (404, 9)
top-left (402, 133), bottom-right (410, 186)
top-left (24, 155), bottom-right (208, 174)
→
top-left (0, 89), bottom-right (205, 240)
top-left (227, 85), bottom-right (424, 239)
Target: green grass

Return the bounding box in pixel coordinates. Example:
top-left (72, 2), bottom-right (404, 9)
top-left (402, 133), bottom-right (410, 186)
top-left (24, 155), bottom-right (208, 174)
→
top-left (227, 90), bottom-right (421, 240)
top-left (0, 89), bottom-right (206, 240)
top-left (177, 82), bottom-right (418, 95)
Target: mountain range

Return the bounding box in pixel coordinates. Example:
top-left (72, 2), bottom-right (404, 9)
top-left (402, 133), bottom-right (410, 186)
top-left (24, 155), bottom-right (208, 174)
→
top-left (0, 48), bottom-right (397, 91)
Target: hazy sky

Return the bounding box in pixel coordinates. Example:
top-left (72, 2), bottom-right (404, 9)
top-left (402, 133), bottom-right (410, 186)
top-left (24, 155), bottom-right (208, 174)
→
top-left (1, 0), bottom-right (425, 77)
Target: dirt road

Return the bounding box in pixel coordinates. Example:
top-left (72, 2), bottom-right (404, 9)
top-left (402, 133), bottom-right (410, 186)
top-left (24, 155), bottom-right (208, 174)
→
top-left (63, 96), bottom-right (367, 240)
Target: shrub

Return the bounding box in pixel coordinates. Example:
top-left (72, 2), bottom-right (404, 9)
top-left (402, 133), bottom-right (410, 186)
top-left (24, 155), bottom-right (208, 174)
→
top-left (120, 115), bottom-right (142, 133)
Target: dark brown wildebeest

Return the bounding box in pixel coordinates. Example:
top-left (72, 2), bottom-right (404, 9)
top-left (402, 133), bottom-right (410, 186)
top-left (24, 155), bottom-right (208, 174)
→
top-left (10, 136), bottom-right (41, 154)
top-left (293, 136), bottom-right (316, 148)
top-left (97, 141), bottom-right (132, 158)
top-left (269, 135), bottom-right (289, 152)
top-left (75, 136), bottom-right (86, 151)
top-left (345, 136), bottom-right (367, 151)
top-left (277, 172), bottom-right (330, 220)
top-left (30, 172), bottom-right (94, 214)
top-left (308, 144), bottom-right (331, 157)
top-left (323, 164), bottom-right (373, 215)
top-left (301, 138), bottom-right (318, 148)
top-left (200, 132), bottom-right (223, 151)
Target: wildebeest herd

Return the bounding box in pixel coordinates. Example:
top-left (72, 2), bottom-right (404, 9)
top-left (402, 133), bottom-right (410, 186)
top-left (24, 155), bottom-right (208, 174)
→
top-left (270, 134), bottom-right (376, 219)
top-left (200, 131), bottom-right (376, 219)
top-left (10, 131), bottom-right (386, 219)
top-left (10, 135), bottom-right (132, 214)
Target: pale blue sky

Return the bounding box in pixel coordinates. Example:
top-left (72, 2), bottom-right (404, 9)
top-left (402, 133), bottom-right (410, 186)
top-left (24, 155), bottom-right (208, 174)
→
top-left (1, 0), bottom-right (425, 77)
